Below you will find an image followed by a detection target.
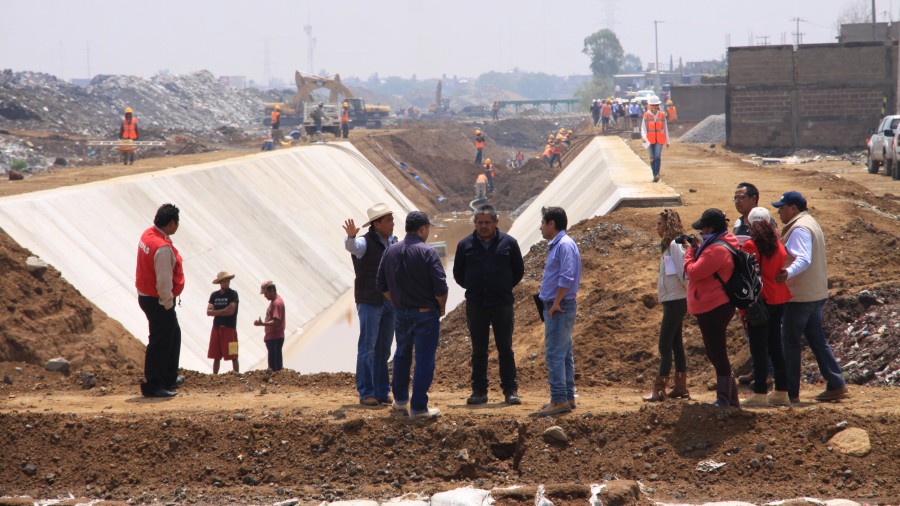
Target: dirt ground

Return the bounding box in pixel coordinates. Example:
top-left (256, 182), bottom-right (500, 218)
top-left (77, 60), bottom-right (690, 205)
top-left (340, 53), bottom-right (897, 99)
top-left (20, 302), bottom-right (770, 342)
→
top-left (1, 120), bottom-right (899, 505)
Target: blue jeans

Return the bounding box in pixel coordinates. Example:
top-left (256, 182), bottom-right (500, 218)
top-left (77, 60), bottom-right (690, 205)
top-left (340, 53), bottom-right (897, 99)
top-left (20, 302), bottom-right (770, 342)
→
top-left (356, 301), bottom-right (395, 400)
top-left (392, 308), bottom-right (440, 412)
top-left (782, 299), bottom-right (845, 398)
top-left (543, 298), bottom-right (576, 404)
top-left (646, 143), bottom-right (663, 176)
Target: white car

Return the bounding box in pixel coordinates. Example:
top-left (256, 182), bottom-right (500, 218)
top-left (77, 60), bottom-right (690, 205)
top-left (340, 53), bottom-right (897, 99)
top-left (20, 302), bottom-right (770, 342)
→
top-left (866, 115), bottom-right (900, 177)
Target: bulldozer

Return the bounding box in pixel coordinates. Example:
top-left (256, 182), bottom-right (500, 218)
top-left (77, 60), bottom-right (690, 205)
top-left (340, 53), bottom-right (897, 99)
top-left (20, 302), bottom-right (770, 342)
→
top-left (263, 71), bottom-right (391, 133)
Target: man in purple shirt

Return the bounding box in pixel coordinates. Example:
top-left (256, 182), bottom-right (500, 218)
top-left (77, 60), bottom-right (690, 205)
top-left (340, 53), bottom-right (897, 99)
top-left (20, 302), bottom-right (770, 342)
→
top-left (534, 206), bottom-right (582, 417)
top-left (376, 211), bottom-right (448, 419)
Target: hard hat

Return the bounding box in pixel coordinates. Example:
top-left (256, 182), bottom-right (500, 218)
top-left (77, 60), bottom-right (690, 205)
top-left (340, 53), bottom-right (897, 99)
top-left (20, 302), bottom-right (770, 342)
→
top-left (318, 102), bottom-right (324, 106)
top-left (648, 96), bottom-right (662, 106)
top-left (667, 100), bottom-right (673, 105)
top-left (486, 158), bottom-right (491, 163)
top-left (559, 128), bottom-right (565, 132)
top-left (124, 107), bottom-right (132, 114)
top-left (275, 105), bottom-right (281, 110)
top-left (606, 98), bottom-right (612, 103)
top-left (475, 129), bottom-right (481, 134)
top-left (342, 101), bottom-right (349, 107)
top-left (568, 129), bottom-right (573, 134)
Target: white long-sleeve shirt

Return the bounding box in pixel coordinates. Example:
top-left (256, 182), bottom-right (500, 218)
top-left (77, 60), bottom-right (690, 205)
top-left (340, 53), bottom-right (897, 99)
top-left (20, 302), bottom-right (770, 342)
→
top-left (782, 226), bottom-right (812, 279)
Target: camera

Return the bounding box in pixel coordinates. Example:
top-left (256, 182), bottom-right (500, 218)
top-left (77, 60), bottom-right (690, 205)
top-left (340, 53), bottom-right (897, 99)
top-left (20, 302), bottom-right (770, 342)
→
top-left (674, 234), bottom-right (698, 245)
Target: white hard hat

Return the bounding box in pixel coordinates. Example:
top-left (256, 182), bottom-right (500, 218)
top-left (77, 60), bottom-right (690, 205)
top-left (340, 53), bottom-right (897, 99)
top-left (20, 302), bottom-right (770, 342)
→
top-left (648, 96), bottom-right (662, 106)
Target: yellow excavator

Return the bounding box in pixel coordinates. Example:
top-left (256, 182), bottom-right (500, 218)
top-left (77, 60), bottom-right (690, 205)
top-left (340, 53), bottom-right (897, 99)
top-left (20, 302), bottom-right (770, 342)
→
top-left (263, 71), bottom-right (391, 130)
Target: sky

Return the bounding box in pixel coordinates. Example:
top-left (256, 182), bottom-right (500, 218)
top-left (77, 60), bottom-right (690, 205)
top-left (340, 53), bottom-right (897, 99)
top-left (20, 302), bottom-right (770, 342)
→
top-left (0, 0), bottom-right (877, 84)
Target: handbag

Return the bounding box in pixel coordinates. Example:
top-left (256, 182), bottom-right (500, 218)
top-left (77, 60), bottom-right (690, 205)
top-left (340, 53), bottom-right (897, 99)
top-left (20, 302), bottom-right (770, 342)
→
top-left (745, 300), bottom-right (769, 327)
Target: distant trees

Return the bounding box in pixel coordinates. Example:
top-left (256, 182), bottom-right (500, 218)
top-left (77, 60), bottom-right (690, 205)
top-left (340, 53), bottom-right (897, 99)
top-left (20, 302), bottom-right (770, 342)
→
top-left (582, 29), bottom-right (624, 78)
top-left (622, 53), bottom-right (643, 73)
top-left (835, 0), bottom-right (871, 32)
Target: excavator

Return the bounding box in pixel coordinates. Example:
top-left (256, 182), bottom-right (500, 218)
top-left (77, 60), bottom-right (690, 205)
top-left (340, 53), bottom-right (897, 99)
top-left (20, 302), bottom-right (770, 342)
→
top-left (427, 80), bottom-right (451, 116)
top-left (263, 71), bottom-right (391, 132)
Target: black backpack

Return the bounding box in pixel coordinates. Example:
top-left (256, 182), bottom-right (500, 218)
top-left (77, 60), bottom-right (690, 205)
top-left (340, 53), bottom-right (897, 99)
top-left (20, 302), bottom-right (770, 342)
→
top-left (711, 241), bottom-right (762, 310)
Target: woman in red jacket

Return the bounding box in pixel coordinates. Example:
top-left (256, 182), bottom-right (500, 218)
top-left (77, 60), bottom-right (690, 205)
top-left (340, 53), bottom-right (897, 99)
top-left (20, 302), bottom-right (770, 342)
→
top-left (740, 207), bottom-right (792, 407)
top-left (683, 209), bottom-right (740, 408)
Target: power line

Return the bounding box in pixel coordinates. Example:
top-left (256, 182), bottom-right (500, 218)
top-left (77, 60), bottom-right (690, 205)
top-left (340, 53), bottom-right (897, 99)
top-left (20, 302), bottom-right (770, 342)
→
top-left (790, 17), bottom-right (806, 46)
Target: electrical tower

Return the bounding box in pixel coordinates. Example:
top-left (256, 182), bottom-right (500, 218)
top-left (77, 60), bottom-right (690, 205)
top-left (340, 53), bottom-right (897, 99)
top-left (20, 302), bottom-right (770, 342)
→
top-left (304, 24), bottom-right (316, 75)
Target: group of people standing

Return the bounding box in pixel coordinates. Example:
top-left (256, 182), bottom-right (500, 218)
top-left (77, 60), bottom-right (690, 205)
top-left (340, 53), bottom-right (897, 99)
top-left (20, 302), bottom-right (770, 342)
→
top-left (344, 203), bottom-right (581, 418)
top-left (644, 183), bottom-right (848, 408)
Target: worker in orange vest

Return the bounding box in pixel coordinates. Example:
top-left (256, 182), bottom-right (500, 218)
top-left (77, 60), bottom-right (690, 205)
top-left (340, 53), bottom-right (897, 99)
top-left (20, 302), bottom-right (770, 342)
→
top-left (666, 100), bottom-right (678, 123)
top-left (119, 107), bottom-right (139, 165)
top-left (491, 101), bottom-right (500, 120)
top-left (271, 105), bottom-right (281, 130)
top-left (542, 144), bottom-right (553, 167)
top-left (475, 173), bottom-right (488, 199)
top-left (474, 129), bottom-right (486, 165)
top-left (550, 141), bottom-right (562, 168)
top-left (340, 101), bottom-right (351, 139)
top-left (641, 96), bottom-right (669, 182)
top-left (515, 150), bottom-right (524, 168)
top-left (483, 159), bottom-right (495, 193)
top-left (600, 99), bottom-right (613, 133)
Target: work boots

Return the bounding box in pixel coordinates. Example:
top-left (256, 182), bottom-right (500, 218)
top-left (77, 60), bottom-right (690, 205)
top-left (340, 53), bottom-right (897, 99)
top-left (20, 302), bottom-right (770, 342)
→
top-left (709, 375), bottom-right (736, 408)
top-left (728, 374), bottom-right (741, 408)
top-left (642, 375), bottom-right (668, 402)
top-left (667, 372), bottom-right (691, 399)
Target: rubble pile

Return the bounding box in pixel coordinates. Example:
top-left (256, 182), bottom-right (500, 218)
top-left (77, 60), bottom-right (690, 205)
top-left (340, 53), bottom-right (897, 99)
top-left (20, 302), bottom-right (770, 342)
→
top-left (678, 114), bottom-right (726, 143)
top-left (819, 289), bottom-right (900, 386)
top-left (0, 69), bottom-right (266, 138)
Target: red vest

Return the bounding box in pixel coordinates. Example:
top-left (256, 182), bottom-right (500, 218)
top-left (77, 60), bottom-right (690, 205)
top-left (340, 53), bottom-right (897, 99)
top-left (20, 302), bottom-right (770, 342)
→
top-left (271, 110), bottom-right (280, 125)
top-left (644, 110), bottom-right (667, 144)
top-left (601, 104), bottom-right (612, 117)
top-left (475, 135), bottom-right (485, 149)
top-left (121, 117), bottom-right (138, 140)
top-left (340, 109), bottom-right (350, 123)
top-left (135, 226), bottom-right (184, 298)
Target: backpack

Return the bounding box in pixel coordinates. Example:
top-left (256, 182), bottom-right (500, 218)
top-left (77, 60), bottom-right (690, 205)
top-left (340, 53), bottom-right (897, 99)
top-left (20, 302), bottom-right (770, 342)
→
top-left (711, 241), bottom-right (762, 310)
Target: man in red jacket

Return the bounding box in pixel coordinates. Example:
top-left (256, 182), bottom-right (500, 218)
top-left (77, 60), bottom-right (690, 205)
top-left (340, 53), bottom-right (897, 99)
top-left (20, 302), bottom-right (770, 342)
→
top-left (135, 203), bottom-right (183, 398)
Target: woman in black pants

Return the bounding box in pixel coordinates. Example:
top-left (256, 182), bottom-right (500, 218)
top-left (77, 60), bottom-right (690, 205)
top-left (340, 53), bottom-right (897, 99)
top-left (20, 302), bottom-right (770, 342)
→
top-left (683, 209), bottom-right (741, 408)
top-left (644, 209), bottom-right (690, 401)
top-left (740, 207), bottom-right (792, 406)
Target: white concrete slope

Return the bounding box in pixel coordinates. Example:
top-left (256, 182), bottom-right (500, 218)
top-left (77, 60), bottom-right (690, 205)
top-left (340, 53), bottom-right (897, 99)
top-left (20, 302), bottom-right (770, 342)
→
top-left (0, 142), bottom-right (416, 372)
top-left (507, 136), bottom-right (681, 253)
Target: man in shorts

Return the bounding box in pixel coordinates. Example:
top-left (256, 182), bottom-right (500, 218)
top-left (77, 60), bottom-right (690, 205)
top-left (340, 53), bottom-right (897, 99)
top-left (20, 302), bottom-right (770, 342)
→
top-left (207, 271), bottom-right (240, 374)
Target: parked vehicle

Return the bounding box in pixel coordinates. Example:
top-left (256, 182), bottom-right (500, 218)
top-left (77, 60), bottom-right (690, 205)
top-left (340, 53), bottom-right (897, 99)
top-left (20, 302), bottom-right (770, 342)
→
top-left (866, 115), bottom-right (900, 177)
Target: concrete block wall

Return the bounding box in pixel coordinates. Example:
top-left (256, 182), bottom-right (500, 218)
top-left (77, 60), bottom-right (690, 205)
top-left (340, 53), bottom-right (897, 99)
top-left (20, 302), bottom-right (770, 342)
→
top-left (727, 42), bottom-right (898, 149)
top-left (670, 84), bottom-right (725, 122)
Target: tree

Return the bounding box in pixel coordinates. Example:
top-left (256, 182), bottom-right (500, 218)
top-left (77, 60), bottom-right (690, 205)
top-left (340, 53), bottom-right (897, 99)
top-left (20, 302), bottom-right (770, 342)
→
top-left (582, 29), bottom-right (624, 78)
top-left (622, 53), bottom-right (643, 73)
top-left (835, 0), bottom-right (872, 32)
top-left (575, 77), bottom-right (614, 109)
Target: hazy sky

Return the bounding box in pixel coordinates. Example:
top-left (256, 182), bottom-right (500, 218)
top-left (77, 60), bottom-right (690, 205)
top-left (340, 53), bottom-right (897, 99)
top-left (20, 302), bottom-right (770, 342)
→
top-left (0, 0), bottom-right (874, 84)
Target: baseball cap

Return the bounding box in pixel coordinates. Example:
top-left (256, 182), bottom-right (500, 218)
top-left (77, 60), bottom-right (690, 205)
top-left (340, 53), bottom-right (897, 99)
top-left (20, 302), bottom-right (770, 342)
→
top-left (691, 208), bottom-right (728, 230)
top-left (405, 211), bottom-right (431, 230)
top-left (771, 191), bottom-right (807, 208)
top-left (747, 207), bottom-right (772, 224)
top-left (259, 280), bottom-right (274, 294)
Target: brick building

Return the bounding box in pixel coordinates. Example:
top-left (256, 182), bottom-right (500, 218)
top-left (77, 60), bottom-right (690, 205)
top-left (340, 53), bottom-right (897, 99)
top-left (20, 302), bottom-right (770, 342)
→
top-left (726, 41), bottom-right (898, 149)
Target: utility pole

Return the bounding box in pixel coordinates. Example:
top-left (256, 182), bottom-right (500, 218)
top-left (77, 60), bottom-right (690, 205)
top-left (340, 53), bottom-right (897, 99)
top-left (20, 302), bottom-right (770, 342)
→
top-left (791, 17), bottom-right (805, 46)
top-left (756, 35), bottom-right (770, 46)
top-left (654, 20), bottom-right (663, 92)
top-left (896, 3), bottom-right (900, 113)
top-left (304, 24), bottom-right (316, 75)
top-left (872, 0), bottom-right (877, 41)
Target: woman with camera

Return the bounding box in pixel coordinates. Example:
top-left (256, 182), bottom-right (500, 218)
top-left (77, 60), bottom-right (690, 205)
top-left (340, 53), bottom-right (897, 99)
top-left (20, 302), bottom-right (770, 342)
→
top-left (683, 208), bottom-right (741, 408)
top-left (643, 209), bottom-right (690, 402)
top-left (739, 208), bottom-right (792, 407)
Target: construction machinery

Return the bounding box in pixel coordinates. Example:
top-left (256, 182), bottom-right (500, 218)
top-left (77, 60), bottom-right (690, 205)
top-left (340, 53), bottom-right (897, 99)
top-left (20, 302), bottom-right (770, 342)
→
top-left (427, 80), bottom-right (451, 116)
top-left (263, 71), bottom-right (391, 131)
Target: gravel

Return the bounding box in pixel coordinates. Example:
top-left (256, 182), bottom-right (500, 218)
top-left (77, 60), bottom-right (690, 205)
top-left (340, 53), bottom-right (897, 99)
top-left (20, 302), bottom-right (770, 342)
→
top-left (678, 114), bottom-right (726, 143)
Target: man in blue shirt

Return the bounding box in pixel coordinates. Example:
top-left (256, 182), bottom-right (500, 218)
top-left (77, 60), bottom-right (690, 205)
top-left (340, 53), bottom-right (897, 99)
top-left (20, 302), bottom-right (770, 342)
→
top-left (376, 211), bottom-right (448, 418)
top-left (534, 206), bottom-right (582, 417)
top-left (453, 205), bottom-right (525, 406)
top-left (344, 203), bottom-right (397, 407)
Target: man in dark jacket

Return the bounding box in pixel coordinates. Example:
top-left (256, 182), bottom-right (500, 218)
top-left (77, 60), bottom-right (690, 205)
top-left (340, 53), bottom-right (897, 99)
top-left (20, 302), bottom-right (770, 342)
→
top-left (453, 205), bottom-right (525, 405)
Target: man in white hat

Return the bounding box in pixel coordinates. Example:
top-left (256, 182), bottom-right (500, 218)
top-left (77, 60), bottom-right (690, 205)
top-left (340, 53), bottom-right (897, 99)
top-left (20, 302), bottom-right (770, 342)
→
top-left (343, 203), bottom-right (398, 406)
top-left (207, 271), bottom-right (240, 374)
top-left (641, 96), bottom-right (669, 182)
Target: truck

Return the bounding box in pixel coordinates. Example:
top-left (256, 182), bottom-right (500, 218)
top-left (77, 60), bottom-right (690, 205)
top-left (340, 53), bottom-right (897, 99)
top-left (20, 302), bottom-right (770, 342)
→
top-left (866, 115), bottom-right (900, 177)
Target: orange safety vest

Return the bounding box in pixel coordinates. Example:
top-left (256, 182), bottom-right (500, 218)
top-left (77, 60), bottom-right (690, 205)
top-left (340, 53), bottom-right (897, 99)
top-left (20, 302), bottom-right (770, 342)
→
top-left (475, 135), bottom-right (485, 149)
top-left (121, 117), bottom-right (138, 140)
top-left (601, 104), bottom-right (612, 117)
top-left (484, 164), bottom-right (495, 177)
top-left (666, 106), bottom-right (678, 122)
top-left (552, 144), bottom-right (561, 155)
top-left (135, 226), bottom-right (184, 298)
top-left (476, 173), bottom-right (487, 183)
top-left (271, 110), bottom-right (280, 126)
top-left (644, 110), bottom-right (667, 144)
top-left (543, 145), bottom-right (553, 158)
top-left (340, 108), bottom-right (350, 123)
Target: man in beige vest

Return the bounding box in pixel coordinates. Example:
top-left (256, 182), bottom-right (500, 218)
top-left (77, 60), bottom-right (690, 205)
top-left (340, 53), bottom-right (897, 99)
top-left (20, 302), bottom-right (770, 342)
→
top-left (773, 191), bottom-right (848, 403)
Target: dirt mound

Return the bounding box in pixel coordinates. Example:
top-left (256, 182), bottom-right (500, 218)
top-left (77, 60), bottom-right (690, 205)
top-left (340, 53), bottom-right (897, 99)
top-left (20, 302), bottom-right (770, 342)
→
top-left (0, 229), bottom-right (144, 371)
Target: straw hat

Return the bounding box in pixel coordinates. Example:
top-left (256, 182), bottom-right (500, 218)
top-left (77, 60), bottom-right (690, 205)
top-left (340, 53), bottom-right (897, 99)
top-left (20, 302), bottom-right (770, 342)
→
top-left (361, 203), bottom-right (394, 227)
top-left (212, 271), bottom-right (235, 284)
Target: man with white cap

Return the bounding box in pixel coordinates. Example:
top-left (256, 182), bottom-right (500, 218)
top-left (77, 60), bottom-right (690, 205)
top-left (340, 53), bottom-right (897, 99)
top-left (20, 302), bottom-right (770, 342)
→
top-left (344, 204), bottom-right (398, 406)
top-left (772, 191), bottom-right (849, 403)
top-left (641, 96), bottom-right (669, 183)
top-left (207, 271), bottom-right (240, 374)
